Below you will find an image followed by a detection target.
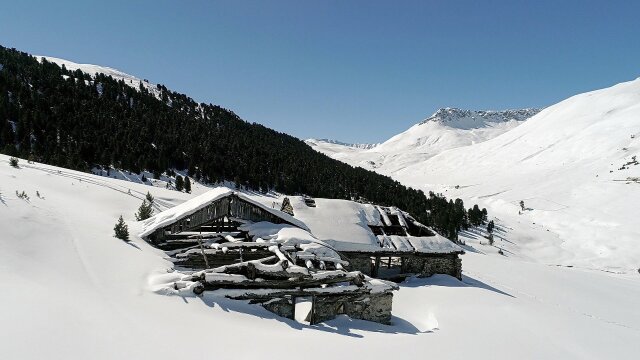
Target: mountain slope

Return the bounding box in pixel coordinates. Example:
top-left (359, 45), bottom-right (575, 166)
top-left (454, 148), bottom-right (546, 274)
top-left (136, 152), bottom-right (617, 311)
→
top-left (0, 45), bottom-right (482, 234)
top-left (394, 78), bottom-right (640, 271)
top-left (308, 108), bottom-right (540, 173)
top-left (38, 55), bottom-right (162, 98)
top-left (315, 79), bottom-right (640, 271)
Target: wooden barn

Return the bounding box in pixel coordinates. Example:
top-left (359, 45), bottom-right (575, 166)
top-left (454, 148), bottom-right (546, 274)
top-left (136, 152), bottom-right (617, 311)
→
top-left (139, 188), bottom-right (398, 324)
top-left (139, 187), bottom-right (464, 324)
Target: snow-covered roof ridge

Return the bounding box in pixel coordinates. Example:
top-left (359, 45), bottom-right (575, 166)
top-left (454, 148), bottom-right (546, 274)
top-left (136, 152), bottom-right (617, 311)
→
top-left (139, 187), bottom-right (308, 238)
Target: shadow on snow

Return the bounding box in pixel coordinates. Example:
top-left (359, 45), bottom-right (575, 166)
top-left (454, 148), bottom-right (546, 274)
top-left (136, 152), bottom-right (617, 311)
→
top-left (173, 273), bottom-right (512, 337)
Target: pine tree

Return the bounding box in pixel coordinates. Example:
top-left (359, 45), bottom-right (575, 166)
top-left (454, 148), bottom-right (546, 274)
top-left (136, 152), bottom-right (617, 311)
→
top-left (175, 175), bottom-right (184, 191)
top-left (9, 157), bottom-right (19, 168)
top-left (487, 220), bottom-right (495, 234)
top-left (135, 200), bottom-right (153, 221)
top-left (114, 215), bottom-right (129, 241)
top-left (145, 191), bottom-right (154, 203)
top-left (184, 176), bottom-right (192, 193)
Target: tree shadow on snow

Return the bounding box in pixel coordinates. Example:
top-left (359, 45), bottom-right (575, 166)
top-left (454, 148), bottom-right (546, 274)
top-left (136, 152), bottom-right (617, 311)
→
top-left (190, 291), bottom-right (428, 337)
top-left (459, 243), bottom-right (486, 255)
top-left (124, 241), bottom-right (142, 250)
top-left (401, 274), bottom-right (514, 298)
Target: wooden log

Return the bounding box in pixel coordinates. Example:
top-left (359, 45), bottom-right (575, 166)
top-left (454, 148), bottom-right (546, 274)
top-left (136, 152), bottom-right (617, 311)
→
top-left (201, 270), bottom-right (365, 290)
top-left (211, 241), bottom-right (276, 250)
top-left (223, 286), bottom-right (370, 300)
top-left (294, 253), bottom-right (349, 266)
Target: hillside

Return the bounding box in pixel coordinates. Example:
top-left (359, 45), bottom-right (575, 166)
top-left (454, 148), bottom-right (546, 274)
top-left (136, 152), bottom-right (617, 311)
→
top-left (394, 78), bottom-right (640, 271)
top-left (308, 108), bottom-right (540, 173)
top-left (1, 154), bottom-right (638, 359)
top-left (312, 80), bottom-right (640, 272)
top-left (0, 45), bottom-right (483, 236)
top-left (37, 55), bottom-right (163, 98)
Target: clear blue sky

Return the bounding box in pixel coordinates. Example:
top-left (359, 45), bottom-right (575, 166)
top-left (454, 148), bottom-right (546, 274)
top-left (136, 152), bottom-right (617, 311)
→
top-left (2, 1), bottom-right (639, 143)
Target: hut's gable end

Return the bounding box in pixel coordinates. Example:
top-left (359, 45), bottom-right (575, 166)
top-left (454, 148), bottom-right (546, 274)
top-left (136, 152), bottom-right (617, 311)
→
top-left (143, 191), bottom-right (306, 242)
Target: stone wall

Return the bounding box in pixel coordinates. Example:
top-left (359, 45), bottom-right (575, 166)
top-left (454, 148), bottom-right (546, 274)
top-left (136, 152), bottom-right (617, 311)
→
top-left (313, 292), bottom-right (394, 325)
top-left (261, 292), bottom-right (394, 325)
top-left (405, 255), bottom-right (462, 280)
top-left (345, 292), bottom-right (393, 324)
top-left (261, 297), bottom-right (294, 320)
top-left (348, 255), bottom-right (373, 276)
top-left (346, 252), bottom-right (462, 280)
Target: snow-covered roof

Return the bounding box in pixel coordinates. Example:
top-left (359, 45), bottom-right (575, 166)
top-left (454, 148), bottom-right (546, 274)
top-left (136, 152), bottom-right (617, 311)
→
top-left (289, 196), bottom-right (463, 254)
top-left (139, 186), bottom-right (462, 255)
top-left (290, 197), bottom-right (382, 250)
top-left (139, 187), bottom-right (308, 238)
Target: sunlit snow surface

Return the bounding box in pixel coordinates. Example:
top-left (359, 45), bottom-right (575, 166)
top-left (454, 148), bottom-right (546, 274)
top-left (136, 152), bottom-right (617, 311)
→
top-left (1, 155), bottom-right (639, 359)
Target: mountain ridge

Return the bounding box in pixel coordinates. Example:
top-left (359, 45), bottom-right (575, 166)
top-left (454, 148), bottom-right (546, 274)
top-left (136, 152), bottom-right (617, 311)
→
top-left (418, 107), bottom-right (541, 128)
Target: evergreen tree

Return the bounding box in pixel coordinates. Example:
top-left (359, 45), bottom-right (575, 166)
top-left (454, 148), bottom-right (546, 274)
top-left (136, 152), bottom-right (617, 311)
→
top-left (487, 220), bottom-right (495, 234)
top-left (175, 175), bottom-right (184, 191)
top-left (135, 200), bottom-right (153, 221)
top-left (145, 191), bottom-right (154, 204)
top-left (114, 215), bottom-right (129, 241)
top-left (9, 157), bottom-right (18, 168)
top-left (184, 176), bottom-right (191, 193)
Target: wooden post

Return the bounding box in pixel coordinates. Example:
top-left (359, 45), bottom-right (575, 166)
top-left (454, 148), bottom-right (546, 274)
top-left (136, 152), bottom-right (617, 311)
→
top-left (197, 234), bottom-right (210, 269)
top-left (373, 256), bottom-right (381, 277)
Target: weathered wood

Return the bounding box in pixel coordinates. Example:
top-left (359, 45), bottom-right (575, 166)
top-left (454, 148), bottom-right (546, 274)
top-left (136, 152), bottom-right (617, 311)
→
top-left (161, 194), bottom-right (299, 236)
top-left (196, 236), bottom-right (210, 269)
top-left (200, 271), bottom-right (365, 290)
top-left (173, 249), bottom-right (274, 267)
top-left (221, 286), bottom-right (370, 300)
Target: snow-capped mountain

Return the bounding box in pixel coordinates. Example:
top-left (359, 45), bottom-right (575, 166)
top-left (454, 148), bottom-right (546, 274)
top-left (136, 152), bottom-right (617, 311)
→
top-left (304, 138), bottom-right (379, 156)
top-left (311, 79), bottom-right (640, 271)
top-left (309, 107), bottom-right (540, 173)
top-left (394, 78), bottom-right (640, 271)
top-left (418, 107), bottom-right (541, 127)
top-left (307, 138), bottom-right (378, 150)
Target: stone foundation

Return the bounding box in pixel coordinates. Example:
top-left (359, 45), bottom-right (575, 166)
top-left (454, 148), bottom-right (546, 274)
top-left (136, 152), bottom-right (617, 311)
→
top-left (346, 253), bottom-right (462, 280)
top-left (260, 292), bottom-right (394, 325)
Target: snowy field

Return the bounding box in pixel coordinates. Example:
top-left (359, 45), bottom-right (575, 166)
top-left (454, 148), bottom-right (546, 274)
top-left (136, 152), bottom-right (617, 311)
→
top-left (1, 155), bottom-right (639, 359)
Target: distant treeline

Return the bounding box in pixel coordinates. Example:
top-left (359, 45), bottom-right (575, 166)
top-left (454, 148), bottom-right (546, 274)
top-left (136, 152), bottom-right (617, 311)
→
top-left (0, 45), bottom-right (486, 241)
